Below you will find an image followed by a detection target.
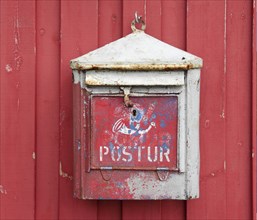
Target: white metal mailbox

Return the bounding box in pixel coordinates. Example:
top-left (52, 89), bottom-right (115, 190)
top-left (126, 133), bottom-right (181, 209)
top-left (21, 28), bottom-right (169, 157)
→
top-left (70, 22), bottom-right (203, 200)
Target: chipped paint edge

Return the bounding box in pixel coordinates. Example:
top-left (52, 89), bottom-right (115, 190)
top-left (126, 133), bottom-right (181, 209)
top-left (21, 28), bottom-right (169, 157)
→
top-left (59, 162), bottom-right (73, 180)
top-left (70, 63), bottom-right (203, 71)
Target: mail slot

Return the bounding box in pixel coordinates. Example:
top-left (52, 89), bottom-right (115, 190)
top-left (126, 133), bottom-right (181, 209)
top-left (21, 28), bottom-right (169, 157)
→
top-left (70, 18), bottom-right (203, 200)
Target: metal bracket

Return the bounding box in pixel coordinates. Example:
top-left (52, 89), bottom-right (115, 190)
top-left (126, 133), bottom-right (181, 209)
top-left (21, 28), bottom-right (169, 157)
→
top-left (100, 169), bottom-right (113, 181)
top-left (157, 169), bottom-right (170, 181)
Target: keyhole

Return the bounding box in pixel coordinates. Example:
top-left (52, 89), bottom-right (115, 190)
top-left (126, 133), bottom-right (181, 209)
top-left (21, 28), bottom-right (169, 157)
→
top-left (132, 109), bottom-right (137, 117)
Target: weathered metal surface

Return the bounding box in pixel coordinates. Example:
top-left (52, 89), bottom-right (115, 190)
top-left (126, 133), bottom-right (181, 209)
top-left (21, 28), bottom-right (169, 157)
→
top-left (72, 63), bottom-right (197, 71)
top-left (91, 96), bottom-right (178, 171)
top-left (72, 68), bottom-right (200, 200)
top-left (70, 31), bottom-right (203, 71)
top-left (85, 71), bottom-right (185, 86)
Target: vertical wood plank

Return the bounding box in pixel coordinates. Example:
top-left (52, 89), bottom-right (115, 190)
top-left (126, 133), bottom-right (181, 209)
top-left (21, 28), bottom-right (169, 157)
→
top-left (59, 1), bottom-right (98, 219)
top-left (0, 1), bottom-right (36, 219)
top-left (97, 1), bottom-right (122, 219)
top-left (226, 1), bottom-right (253, 219)
top-left (161, 201), bottom-right (185, 220)
top-left (144, 0), bottom-right (162, 39)
top-left (98, 0), bottom-right (122, 47)
top-left (97, 200), bottom-right (121, 220)
top-left (252, 1), bottom-right (257, 219)
top-left (35, 0), bottom-right (60, 219)
top-left (161, 1), bottom-right (186, 219)
top-left (186, 1), bottom-right (227, 219)
top-left (123, 201), bottom-right (161, 220)
top-left (161, 0), bottom-right (186, 50)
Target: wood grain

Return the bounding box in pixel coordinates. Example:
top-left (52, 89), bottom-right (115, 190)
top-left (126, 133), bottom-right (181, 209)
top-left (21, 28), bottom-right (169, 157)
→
top-left (35, 1), bottom-right (60, 219)
top-left (59, 1), bottom-right (98, 219)
top-left (0, 1), bottom-right (36, 219)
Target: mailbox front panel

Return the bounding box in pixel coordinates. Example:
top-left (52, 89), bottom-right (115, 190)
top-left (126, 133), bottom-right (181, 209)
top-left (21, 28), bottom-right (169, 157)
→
top-left (73, 69), bottom-right (200, 200)
top-left (91, 96), bottom-right (178, 171)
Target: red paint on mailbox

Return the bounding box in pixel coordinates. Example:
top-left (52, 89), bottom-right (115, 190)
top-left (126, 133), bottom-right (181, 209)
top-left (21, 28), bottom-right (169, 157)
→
top-left (91, 96), bottom-right (178, 171)
top-left (74, 93), bottom-right (181, 200)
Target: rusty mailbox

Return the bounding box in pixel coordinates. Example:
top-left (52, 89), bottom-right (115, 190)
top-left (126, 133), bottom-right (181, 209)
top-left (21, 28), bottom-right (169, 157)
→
top-left (70, 21), bottom-right (203, 200)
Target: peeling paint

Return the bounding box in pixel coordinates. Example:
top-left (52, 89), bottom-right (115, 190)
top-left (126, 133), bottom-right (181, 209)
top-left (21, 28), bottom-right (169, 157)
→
top-left (91, 96), bottom-right (178, 170)
top-left (0, 185), bottom-right (7, 195)
top-left (59, 162), bottom-right (72, 180)
top-left (60, 111), bottom-right (66, 126)
top-left (13, 10), bottom-right (23, 71)
top-left (5, 64), bottom-right (13, 73)
top-left (220, 110), bottom-right (225, 119)
top-left (204, 120), bottom-right (210, 128)
top-left (125, 172), bottom-right (185, 199)
top-left (32, 152), bottom-right (36, 160)
top-left (17, 98), bottom-right (20, 111)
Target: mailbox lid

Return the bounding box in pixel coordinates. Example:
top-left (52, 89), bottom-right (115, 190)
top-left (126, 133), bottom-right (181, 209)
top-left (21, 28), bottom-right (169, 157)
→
top-left (70, 31), bottom-right (203, 71)
top-left (91, 95), bottom-right (178, 171)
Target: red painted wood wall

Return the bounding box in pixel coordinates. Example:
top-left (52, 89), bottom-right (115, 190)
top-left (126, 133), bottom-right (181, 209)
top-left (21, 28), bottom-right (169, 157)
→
top-left (0, 0), bottom-right (256, 219)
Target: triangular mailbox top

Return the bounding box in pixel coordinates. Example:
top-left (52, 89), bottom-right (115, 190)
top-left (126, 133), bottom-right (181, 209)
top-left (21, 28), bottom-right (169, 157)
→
top-left (70, 30), bottom-right (203, 71)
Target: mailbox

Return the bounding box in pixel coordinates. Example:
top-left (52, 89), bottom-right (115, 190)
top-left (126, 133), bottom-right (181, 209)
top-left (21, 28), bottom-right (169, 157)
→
top-left (70, 19), bottom-right (203, 200)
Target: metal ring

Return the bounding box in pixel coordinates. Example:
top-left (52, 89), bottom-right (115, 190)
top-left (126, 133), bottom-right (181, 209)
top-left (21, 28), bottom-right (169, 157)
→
top-left (135, 11), bottom-right (139, 23)
top-left (131, 19), bottom-right (146, 32)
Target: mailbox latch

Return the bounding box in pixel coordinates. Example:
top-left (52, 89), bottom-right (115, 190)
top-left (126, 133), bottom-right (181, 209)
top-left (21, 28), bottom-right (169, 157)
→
top-left (120, 87), bottom-right (134, 108)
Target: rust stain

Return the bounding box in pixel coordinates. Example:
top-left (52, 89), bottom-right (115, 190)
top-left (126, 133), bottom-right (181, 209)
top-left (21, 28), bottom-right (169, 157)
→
top-left (71, 62), bottom-right (198, 71)
top-left (85, 78), bottom-right (103, 86)
top-left (204, 120), bottom-right (210, 128)
top-left (59, 162), bottom-right (73, 180)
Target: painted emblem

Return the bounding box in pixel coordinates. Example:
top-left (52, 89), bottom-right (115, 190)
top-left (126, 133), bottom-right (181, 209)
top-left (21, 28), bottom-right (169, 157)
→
top-left (112, 103), bottom-right (156, 135)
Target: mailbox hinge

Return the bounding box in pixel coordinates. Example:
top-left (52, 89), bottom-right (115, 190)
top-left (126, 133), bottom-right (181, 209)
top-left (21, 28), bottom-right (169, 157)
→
top-left (156, 168), bottom-right (170, 181)
top-left (100, 168), bottom-right (113, 181)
